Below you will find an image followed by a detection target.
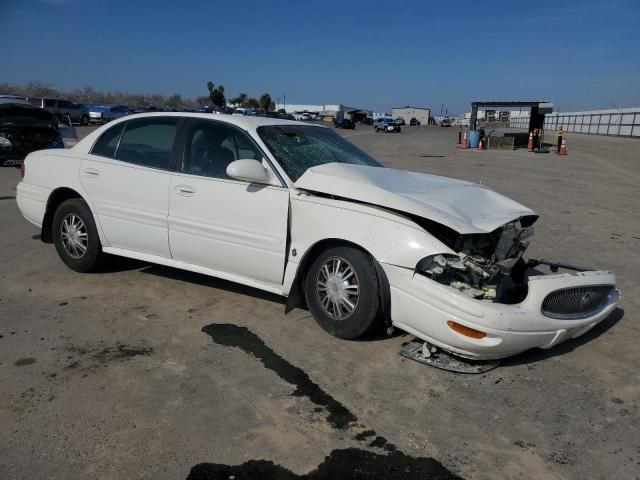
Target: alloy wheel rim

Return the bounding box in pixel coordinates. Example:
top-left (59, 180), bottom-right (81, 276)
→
top-left (60, 213), bottom-right (88, 259)
top-left (315, 256), bottom-right (360, 320)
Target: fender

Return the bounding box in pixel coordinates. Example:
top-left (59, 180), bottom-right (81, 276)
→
top-left (21, 150), bottom-right (110, 247)
top-left (282, 191), bottom-right (456, 297)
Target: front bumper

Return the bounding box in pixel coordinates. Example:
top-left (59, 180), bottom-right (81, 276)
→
top-left (383, 264), bottom-right (620, 360)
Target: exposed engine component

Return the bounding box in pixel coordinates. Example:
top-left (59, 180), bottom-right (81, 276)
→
top-left (416, 219), bottom-right (535, 301)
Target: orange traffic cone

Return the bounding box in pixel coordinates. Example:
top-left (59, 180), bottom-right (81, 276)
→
top-left (477, 139), bottom-right (484, 150)
top-left (462, 130), bottom-right (468, 149)
top-left (527, 131), bottom-right (534, 151)
top-left (558, 137), bottom-right (567, 155)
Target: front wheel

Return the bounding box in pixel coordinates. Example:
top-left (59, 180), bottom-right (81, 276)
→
top-left (304, 246), bottom-right (381, 339)
top-left (53, 198), bottom-right (105, 272)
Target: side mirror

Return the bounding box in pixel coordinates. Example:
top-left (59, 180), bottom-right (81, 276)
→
top-left (226, 159), bottom-right (270, 184)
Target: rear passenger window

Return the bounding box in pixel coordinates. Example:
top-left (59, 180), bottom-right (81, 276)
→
top-left (115, 118), bottom-right (179, 170)
top-left (44, 99), bottom-right (56, 107)
top-left (91, 122), bottom-right (125, 158)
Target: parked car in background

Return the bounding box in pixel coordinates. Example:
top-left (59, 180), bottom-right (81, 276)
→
top-left (0, 102), bottom-right (62, 166)
top-left (132, 106), bottom-right (162, 114)
top-left (334, 117), bottom-right (355, 129)
top-left (88, 105), bottom-right (108, 124)
top-left (195, 107), bottom-right (225, 114)
top-left (440, 118), bottom-right (451, 127)
top-left (265, 111), bottom-right (296, 120)
top-left (233, 108), bottom-right (257, 116)
top-left (374, 117), bottom-right (401, 132)
top-left (16, 113), bottom-right (620, 362)
top-left (102, 106), bottom-right (131, 123)
top-left (0, 95), bottom-right (30, 105)
top-left (26, 97), bottom-right (90, 126)
top-left (56, 115), bottom-right (79, 148)
top-left (409, 117), bottom-right (421, 126)
top-left (88, 105), bottom-right (131, 124)
top-left (395, 117), bottom-right (406, 126)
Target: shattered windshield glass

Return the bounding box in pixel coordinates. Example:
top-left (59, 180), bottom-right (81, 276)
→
top-left (257, 125), bottom-right (383, 181)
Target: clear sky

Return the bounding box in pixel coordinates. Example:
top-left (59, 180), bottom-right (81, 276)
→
top-left (2, 0), bottom-right (639, 114)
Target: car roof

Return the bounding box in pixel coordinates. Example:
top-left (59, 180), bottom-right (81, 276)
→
top-left (72, 112), bottom-right (326, 156)
top-left (111, 111), bottom-right (315, 129)
top-left (0, 98), bottom-right (32, 106)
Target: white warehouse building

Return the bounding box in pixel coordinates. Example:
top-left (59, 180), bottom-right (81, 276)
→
top-left (274, 103), bottom-right (362, 118)
top-left (392, 106), bottom-right (431, 125)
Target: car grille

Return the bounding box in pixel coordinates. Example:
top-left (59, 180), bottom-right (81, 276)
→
top-left (542, 286), bottom-right (613, 319)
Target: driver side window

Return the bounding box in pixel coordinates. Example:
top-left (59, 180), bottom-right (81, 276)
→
top-left (183, 120), bottom-right (261, 179)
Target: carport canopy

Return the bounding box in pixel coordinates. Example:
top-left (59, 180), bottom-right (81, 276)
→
top-left (470, 101), bottom-right (553, 130)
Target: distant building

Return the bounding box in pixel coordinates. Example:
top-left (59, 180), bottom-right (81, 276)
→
top-left (274, 103), bottom-right (324, 113)
top-left (273, 103), bottom-right (366, 119)
top-left (391, 106), bottom-right (430, 125)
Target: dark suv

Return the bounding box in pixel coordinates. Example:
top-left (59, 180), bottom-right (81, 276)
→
top-left (26, 97), bottom-right (90, 125)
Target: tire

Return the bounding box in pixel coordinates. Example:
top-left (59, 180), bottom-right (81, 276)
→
top-left (52, 198), bottom-right (105, 272)
top-left (374, 127), bottom-right (379, 132)
top-left (304, 246), bottom-right (381, 340)
top-left (80, 115), bottom-right (89, 126)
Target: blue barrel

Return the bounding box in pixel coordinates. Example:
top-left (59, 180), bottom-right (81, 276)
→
top-left (468, 130), bottom-right (480, 148)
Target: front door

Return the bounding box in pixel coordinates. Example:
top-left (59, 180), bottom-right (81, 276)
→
top-left (168, 119), bottom-right (289, 284)
top-left (80, 117), bottom-right (181, 258)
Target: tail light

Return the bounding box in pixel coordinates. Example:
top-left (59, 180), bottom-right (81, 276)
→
top-left (20, 163), bottom-right (25, 178)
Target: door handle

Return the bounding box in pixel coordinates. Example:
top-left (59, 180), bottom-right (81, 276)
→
top-left (175, 185), bottom-right (195, 196)
top-left (83, 167), bottom-right (100, 177)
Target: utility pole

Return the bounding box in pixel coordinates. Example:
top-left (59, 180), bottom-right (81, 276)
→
top-left (283, 93), bottom-right (286, 112)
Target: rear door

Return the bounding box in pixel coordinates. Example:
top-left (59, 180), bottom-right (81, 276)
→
top-left (80, 117), bottom-right (181, 258)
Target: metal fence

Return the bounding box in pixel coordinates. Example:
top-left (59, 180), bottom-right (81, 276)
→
top-left (509, 107), bottom-right (640, 137)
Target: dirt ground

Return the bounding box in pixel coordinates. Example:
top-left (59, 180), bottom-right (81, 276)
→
top-left (0, 124), bottom-right (638, 479)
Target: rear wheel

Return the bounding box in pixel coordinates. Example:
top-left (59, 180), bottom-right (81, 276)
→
top-left (53, 198), bottom-right (105, 272)
top-left (80, 115), bottom-right (89, 126)
top-left (304, 246), bottom-right (381, 339)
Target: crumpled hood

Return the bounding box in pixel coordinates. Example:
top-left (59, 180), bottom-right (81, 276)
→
top-left (293, 163), bottom-right (537, 234)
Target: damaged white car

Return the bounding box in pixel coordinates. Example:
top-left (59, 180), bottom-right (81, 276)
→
top-left (16, 114), bottom-right (620, 362)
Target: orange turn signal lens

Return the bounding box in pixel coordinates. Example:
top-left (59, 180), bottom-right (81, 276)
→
top-left (447, 320), bottom-right (486, 339)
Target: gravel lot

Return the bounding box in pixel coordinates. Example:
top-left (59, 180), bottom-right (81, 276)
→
top-left (1, 124), bottom-right (638, 479)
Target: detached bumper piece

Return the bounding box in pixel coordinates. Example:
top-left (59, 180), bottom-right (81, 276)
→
top-left (400, 339), bottom-right (500, 373)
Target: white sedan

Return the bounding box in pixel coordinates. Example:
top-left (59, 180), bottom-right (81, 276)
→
top-left (16, 113), bottom-right (620, 361)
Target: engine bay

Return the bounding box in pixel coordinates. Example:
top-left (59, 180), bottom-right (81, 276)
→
top-left (416, 217), bottom-right (537, 303)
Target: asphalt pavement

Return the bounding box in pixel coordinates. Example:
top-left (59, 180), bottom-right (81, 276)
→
top-left (1, 124), bottom-right (638, 479)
